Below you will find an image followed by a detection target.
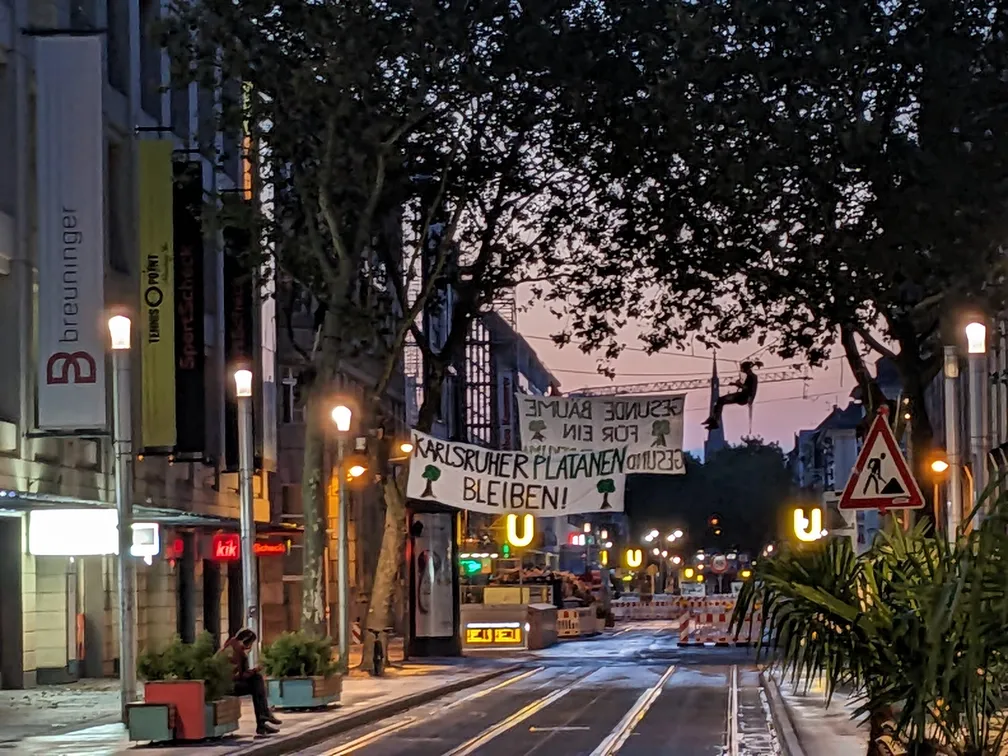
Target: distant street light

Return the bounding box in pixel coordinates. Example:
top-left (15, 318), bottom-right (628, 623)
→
top-left (399, 441), bottom-right (415, 455)
top-left (331, 403), bottom-right (353, 670)
top-left (233, 367), bottom-right (258, 666)
top-left (931, 458), bottom-right (950, 474)
top-left (652, 548), bottom-right (660, 556)
top-left (673, 529), bottom-right (684, 539)
top-left (671, 556), bottom-right (681, 565)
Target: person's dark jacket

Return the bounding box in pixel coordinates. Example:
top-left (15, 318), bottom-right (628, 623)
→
top-left (223, 637), bottom-right (252, 681)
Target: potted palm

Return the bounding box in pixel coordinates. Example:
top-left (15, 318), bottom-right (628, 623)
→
top-left (262, 631), bottom-right (341, 709)
top-left (734, 487), bottom-right (1008, 756)
top-left (130, 632), bottom-right (238, 742)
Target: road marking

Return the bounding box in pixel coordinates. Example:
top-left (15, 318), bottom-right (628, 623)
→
top-left (529, 726), bottom-right (591, 732)
top-left (322, 717), bottom-right (418, 755)
top-left (441, 673), bottom-right (589, 756)
top-left (589, 664), bottom-right (677, 756)
top-left (725, 664), bottom-right (739, 756)
top-left (442, 666), bottom-right (546, 712)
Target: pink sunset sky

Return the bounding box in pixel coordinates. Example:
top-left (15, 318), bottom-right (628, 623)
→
top-left (516, 287), bottom-right (854, 453)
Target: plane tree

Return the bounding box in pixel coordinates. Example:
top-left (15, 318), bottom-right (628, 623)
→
top-left (549, 0), bottom-right (1008, 481)
top-left (162, 0), bottom-right (646, 669)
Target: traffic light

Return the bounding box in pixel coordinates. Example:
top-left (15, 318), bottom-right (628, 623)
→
top-left (709, 515), bottom-right (720, 527)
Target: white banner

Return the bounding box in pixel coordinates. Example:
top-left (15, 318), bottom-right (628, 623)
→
top-left (36, 37), bottom-right (107, 430)
top-left (516, 394), bottom-right (686, 475)
top-left (407, 431), bottom-right (626, 515)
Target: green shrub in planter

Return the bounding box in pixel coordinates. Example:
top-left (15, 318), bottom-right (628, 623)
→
top-left (137, 631), bottom-right (234, 702)
top-left (262, 631), bottom-right (341, 709)
top-left (261, 630), bottom-right (338, 679)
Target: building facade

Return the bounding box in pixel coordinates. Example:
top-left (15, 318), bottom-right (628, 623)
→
top-left (0, 0), bottom-right (286, 689)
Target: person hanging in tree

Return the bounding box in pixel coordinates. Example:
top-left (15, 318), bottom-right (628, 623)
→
top-left (702, 361), bottom-right (758, 431)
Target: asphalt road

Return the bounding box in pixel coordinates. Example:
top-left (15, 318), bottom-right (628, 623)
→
top-left (291, 622), bottom-right (782, 756)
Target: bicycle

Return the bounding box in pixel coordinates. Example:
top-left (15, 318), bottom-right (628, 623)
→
top-left (367, 627), bottom-right (395, 676)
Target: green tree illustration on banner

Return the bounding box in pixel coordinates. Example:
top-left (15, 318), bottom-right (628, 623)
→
top-left (528, 419), bottom-right (547, 441)
top-left (597, 479), bottom-right (616, 509)
top-left (421, 465), bottom-right (441, 498)
top-left (651, 419), bottom-right (671, 448)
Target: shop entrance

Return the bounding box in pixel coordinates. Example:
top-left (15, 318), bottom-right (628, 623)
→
top-left (0, 516), bottom-right (24, 688)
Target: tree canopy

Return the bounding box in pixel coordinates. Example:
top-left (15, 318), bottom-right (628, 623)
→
top-left (548, 0), bottom-right (1008, 464)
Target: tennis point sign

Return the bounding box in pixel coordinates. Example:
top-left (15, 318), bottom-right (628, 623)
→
top-left (407, 431), bottom-right (627, 515)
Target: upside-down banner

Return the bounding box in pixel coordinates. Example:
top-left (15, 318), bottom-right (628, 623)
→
top-left (516, 393), bottom-right (687, 475)
top-left (407, 431), bottom-right (627, 515)
top-left (139, 141), bottom-right (176, 449)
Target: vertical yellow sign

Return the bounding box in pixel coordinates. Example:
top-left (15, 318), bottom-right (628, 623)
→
top-left (139, 141), bottom-right (177, 449)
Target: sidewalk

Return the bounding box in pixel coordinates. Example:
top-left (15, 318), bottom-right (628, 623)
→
top-left (9, 659), bottom-right (520, 756)
top-left (0, 679), bottom-right (121, 744)
top-left (763, 671), bottom-right (868, 756)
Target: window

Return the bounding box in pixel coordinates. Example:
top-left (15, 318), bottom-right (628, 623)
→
top-left (139, 0), bottom-right (161, 118)
top-left (280, 368), bottom-right (303, 424)
top-left (106, 141), bottom-right (129, 273)
top-left (106, 0), bottom-right (128, 93)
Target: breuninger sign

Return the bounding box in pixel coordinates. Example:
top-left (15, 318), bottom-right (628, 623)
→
top-left (407, 431), bottom-right (627, 515)
top-left (516, 393), bottom-right (686, 475)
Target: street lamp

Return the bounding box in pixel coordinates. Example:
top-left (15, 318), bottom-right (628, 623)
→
top-left (965, 321), bottom-right (988, 528)
top-left (108, 315), bottom-right (136, 721)
top-left (348, 463), bottom-right (366, 479)
top-left (399, 441), bottom-right (415, 455)
top-left (673, 529), bottom-right (683, 539)
top-left (233, 368), bottom-right (259, 666)
top-left (929, 455), bottom-right (950, 534)
top-left (331, 404), bottom-right (352, 671)
top-left (943, 346), bottom-right (963, 540)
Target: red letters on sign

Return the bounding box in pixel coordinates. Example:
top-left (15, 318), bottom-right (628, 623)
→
top-left (253, 541), bottom-right (287, 557)
top-left (46, 351), bottom-right (97, 384)
top-left (212, 534), bottom-right (240, 561)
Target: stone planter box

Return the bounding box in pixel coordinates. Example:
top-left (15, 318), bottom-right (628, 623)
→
top-left (267, 675), bottom-right (342, 709)
top-left (128, 680), bottom-right (240, 742)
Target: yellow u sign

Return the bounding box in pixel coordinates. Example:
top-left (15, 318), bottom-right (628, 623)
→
top-left (793, 507), bottom-right (824, 542)
top-left (506, 514), bottom-right (534, 547)
top-left (625, 548), bottom-right (642, 568)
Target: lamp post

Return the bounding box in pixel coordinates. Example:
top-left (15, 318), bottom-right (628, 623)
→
top-left (943, 347), bottom-right (963, 540)
top-left (966, 321), bottom-right (988, 527)
top-left (929, 457), bottom-right (950, 538)
top-left (108, 315), bottom-right (136, 721)
top-left (331, 404), bottom-right (352, 671)
top-left (234, 368), bottom-right (259, 666)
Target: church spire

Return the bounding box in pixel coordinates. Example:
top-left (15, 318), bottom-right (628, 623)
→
top-left (704, 353), bottom-right (726, 459)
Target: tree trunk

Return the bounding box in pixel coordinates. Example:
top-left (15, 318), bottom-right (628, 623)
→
top-left (300, 390), bottom-right (328, 636)
top-left (359, 366), bottom-right (447, 672)
top-left (359, 468), bottom-right (408, 673)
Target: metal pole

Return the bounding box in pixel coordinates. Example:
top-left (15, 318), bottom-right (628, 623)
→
top-left (969, 349), bottom-right (988, 528)
top-left (944, 346), bottom-right (963, 540)
top-left (237, 394), bottom-right (259, 665)
top-left (337, 437), bottom-right (350, 671)
top-left (112, 349), bottom-right (137, 721)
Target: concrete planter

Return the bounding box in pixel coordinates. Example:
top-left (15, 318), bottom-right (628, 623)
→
top-left (267, 675), bottom-right (343, 709)
top-left (128, 681), bottom-right (239, 742)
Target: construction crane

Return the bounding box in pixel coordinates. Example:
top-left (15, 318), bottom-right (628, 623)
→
top-left (568, 364), bottom-right (810, 397)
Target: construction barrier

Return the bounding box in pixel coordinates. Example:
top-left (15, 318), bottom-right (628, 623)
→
top-left (557, 607), bottom-right (603, 639)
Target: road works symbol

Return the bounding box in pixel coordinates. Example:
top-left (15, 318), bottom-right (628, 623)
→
top-left (839, 407), bottom-right (924, 511)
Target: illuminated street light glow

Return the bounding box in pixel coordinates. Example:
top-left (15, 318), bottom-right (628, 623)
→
top-left (931, 458), bottom-right (950, 474)
top-left (649, 529), bottom-right (659, 539)
top-left (331, 405), bottom-right (352, 432)
top-left (673, 530), bottom-right (683, 539)
top-left (348, 464), bottom-right (366, 478)
top-left (108, 315), bottom-right (131, 350)
top-left (399, 441), bottom-right (415, 455)
top-left (671, 556), bottom-right (681, 565)
top-left (966, 321), bottom-right (987, 354)
top-left (234, 369), bottom-right (253, 398)
top-left (661, 550), bottom-right (668, 557)
top-left (652, 547), bottom-right (660, 556)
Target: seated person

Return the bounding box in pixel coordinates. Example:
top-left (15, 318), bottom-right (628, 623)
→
top-left (223, 628), bottom-right (282, 736)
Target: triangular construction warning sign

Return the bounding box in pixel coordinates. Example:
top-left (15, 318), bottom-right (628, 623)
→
top-left (839, 408), bottom-right (924, 511)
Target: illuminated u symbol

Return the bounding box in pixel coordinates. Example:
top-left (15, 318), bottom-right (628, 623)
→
top-left (793, 508), bottom-right (824, 542)
top-left (506, 514), bottom-right (534, 547)
top-left (625, 548), bottom-right (642, 568)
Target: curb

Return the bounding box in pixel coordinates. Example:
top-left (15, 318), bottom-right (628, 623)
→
top-left (760, 670), bottom-right (805, 756)
top-left (220, 664), bottom-right (523, 756)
